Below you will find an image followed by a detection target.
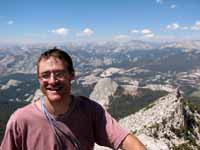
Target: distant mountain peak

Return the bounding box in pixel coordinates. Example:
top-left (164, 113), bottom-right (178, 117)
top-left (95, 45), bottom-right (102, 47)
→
top-left (160, 40), bottom-right (200, 52)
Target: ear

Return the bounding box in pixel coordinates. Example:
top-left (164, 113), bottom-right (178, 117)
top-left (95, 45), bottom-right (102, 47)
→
top-left (69, 72), bottom-right (75, 81)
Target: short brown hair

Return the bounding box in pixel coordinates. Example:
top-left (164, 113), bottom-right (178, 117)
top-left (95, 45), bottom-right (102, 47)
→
top-left (37, 47), bottom-right (74, 74)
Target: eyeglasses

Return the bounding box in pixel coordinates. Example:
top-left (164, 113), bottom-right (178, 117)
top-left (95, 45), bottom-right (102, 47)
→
top-left (39, 70), bottom-right (68, 81)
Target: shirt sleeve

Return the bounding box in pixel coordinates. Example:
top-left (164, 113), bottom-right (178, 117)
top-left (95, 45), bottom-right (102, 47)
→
top-left (0, 113), bottom-right (22, 150)
top-left (93, 103), bottom-right (129, 149)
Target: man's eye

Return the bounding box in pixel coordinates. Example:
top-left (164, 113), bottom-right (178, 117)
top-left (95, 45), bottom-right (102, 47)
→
top-left (41, 73), bottom-right (50, 79)
top-left (55, 72), bottom-right (64, 77)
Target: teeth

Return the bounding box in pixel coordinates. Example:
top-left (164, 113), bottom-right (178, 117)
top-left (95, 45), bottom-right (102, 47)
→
top-left (47, 87), bottom-right (60, 91)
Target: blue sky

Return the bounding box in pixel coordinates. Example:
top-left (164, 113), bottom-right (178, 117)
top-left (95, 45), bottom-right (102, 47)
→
top-left (0, 0), bottom-right (199, 43)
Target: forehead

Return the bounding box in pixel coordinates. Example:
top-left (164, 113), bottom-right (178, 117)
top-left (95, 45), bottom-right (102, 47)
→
top-left (38, 57), bottom-right (67, 72)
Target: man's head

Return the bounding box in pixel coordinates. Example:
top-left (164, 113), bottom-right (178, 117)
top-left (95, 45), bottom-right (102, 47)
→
top-left (37, 47), bottom-right (75, 102)
top-left (37, 47), bottom-right (74, 76)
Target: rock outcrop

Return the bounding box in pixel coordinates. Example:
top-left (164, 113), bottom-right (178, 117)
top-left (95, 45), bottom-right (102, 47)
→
top-left (89, 78), bottom-right (119, 109)
top-left (100, 67), bottom-right (122, 78)
top-left (119, 92), bottom-right (200, 149)
top-left (0, 79), bottom-right (22, 90)
top-left (95, 90), bottom-right (200, 150)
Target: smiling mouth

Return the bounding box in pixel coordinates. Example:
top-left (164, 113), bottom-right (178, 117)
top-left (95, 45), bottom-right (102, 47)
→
top-left (47, 86), bottom-right (63, 92)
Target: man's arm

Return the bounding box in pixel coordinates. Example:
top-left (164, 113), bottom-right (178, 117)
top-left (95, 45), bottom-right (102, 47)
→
top-left (120, 134), bottom-right (146, 150)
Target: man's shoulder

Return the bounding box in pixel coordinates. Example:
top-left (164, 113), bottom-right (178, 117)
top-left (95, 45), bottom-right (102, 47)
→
top-left (8, 103), bottom-right (36, 124)
top-left (14, 103), bottom-right (35, 115)
top-left (75, 96), bottom-right (102, 108)
top-left (73, 96), bottom-right (106, 116)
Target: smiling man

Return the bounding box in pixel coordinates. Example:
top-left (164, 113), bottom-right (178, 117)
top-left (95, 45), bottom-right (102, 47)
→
top-left (1, 48), bottom-right (145, 150)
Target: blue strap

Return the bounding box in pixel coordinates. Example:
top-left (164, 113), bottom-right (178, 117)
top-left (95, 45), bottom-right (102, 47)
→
top-left (40, 97), bottom-right (81, 150)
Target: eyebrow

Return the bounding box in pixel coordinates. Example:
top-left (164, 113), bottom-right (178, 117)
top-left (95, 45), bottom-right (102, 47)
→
top-left (39, 69), bottom-right (67, 74)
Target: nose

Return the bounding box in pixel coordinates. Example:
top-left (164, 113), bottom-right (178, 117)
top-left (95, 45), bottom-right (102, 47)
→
top-left (48, 74), bottom-right (57, 84)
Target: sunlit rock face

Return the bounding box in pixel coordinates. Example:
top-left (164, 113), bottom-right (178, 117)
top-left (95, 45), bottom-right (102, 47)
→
top-left (95, 90), bottom-right (200, 150)
top-left (0, 79), bottom-right (22, 90)
top-left (119, 93), bottom-right (200, 149)
top-left (89, 78), bottom-right (119, 109)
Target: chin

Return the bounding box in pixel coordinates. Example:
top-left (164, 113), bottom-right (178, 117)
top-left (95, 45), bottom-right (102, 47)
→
top-left (45, 93), bottom-right (63, 102)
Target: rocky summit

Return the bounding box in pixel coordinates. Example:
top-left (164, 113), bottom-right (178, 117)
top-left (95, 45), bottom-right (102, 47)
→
top-left (119, 92), bottom-right (200, 150)
top-left (95, 91), bottom-right (200, 150)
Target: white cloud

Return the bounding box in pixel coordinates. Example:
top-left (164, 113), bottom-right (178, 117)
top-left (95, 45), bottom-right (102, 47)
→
top-left (141, 29), bottom-right (155, 38)
top-left (141, 29), bottom-right (152, 34)
top-left (191, 21), bottom-right (200, 30)
top-left (170, 4), bottom-right (176, 9)
top-left (166, 23), bottom-right (179, 30)
top-left (83, 28), bottom-right (94, 36)
top-left (113, 35), bottom-right (131, 41)
top-left (77, 28), bottom-right (94, 37)
top-left (144, 34), bottom-right (155, 38)
top-left (51, 28), bottom-right (69, 36)
top-left (130, 28), bottom-right (155, 39)
top-left (8, 20), bottom-right (14, 25)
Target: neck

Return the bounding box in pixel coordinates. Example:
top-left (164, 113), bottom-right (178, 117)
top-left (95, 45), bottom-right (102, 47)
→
top-left (44, 96), bottom-right (72, 116)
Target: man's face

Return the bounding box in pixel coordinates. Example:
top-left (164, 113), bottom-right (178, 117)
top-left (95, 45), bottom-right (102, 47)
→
top-left (38, 57), bottom-right (74, 102)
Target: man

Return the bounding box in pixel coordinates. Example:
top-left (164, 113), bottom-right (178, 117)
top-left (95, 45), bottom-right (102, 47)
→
top-left (1, 48), bottom-right (145, 150)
